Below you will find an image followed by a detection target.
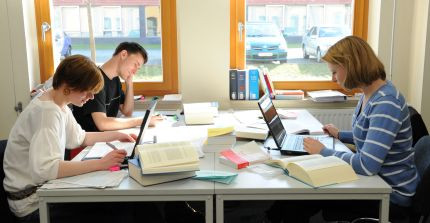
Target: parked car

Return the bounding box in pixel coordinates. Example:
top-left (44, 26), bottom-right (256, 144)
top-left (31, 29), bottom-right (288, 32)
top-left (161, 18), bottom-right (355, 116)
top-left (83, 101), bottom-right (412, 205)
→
top-left (246, 22), bottom-right (288, 63)
top-left (54, 30), bottom-right (72, 59)
top-left (302, 26), bottom-right (346, 62)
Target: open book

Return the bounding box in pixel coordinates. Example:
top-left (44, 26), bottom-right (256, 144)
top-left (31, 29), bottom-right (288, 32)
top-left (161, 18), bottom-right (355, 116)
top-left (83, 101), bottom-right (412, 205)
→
top-left (265, 154), bottom-right (358, 187)
top-left (137, 141), bottom-right (200, 174)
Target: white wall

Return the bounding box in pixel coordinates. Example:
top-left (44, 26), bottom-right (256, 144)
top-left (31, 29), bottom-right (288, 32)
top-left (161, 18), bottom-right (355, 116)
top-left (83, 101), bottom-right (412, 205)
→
top-left (177, 0), bottom-right (231, 108)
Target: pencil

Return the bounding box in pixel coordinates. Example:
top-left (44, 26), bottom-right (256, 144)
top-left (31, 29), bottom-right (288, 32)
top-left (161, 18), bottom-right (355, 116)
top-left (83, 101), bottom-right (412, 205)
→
top-left (106, 142), bottom-right (118, 150)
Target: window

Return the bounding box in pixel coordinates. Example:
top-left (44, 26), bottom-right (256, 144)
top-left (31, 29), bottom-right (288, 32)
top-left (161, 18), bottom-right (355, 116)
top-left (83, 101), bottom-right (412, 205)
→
top-left (230, 0), bottom-right (368, 93)
top-left (35, 0), bottom-right (178, 96)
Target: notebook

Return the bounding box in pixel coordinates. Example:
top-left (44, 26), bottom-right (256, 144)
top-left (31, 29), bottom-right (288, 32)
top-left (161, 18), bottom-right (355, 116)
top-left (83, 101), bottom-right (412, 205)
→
top-left (82, 100), bottom-right (158, 162)
top-left (257, 94), bottom-right (333, 155)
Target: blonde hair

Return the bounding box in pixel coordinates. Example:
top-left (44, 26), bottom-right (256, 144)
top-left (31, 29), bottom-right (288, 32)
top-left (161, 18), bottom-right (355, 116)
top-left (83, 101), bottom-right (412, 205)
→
top-left (52, 55), bottom-right (103, 93)
top-left (322, 36), bottom-right (386, 89)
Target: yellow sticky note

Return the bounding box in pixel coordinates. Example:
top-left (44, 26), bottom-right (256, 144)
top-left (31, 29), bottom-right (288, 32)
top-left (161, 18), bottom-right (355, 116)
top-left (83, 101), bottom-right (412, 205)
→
top-left (207, 126), bottom-right (234, 137)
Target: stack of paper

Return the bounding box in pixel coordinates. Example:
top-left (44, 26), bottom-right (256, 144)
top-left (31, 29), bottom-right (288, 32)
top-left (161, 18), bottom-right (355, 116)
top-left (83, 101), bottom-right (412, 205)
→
top-left (193, 170), bottom-right (238, 184)
top-left (307, 90), bottom-right (347, 102)
top-left (41, 170), bottom-right (128, 189)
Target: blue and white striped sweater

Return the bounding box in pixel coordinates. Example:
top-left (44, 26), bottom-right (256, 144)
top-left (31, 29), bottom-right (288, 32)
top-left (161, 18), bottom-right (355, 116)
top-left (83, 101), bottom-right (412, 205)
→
top-left (320, 81), bottom-right (419, 207)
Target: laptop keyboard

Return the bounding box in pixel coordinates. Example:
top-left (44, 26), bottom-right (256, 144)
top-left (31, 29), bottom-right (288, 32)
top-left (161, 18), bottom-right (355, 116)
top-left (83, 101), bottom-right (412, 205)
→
top-left (283, 135), bottom-right (328, 151)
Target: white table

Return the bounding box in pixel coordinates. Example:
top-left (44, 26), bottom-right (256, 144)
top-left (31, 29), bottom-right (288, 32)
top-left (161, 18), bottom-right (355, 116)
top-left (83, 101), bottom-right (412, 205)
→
top-left (37, 151), bottom-right (215, 223)
top-left (214, 143), bottom-right (392, 223)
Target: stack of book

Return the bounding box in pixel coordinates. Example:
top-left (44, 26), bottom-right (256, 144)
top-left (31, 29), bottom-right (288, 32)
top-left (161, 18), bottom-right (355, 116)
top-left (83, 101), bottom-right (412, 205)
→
top-left (203, 126), bottom-right (236, 153)
top-left (229, 69), bottom-right (260, 100)
top-left (128, 141), bottom-right (200, 186)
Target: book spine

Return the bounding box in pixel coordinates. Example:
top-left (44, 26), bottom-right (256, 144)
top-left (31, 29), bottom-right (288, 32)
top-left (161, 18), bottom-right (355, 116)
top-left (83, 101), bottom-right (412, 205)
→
top-left (229, 69), bottom-right (237, 100)
top-left (258, 69), bottom-right (269, 96)
top-left (220, 149), bottom-right (249, 169)
top-left (237, 70), bottom-right (246, 100)
top-left (248, 69), bottom-right (260, 100)
top-left (262, 69), bottom-right (274, 98)
top-left (245, 70), bottom-right (249, 100)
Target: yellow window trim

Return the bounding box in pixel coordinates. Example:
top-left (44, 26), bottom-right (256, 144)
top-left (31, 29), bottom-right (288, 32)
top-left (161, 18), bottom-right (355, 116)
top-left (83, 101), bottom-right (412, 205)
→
top-left (230, 0), bottom-right (368, 94)
top-left (35, 0), bottom-right (178, 96)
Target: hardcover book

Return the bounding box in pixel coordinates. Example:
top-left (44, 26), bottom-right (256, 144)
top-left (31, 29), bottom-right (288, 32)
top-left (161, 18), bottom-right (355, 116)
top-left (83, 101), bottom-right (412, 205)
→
top-left (248, 69), bottom-right (260, 100)
top-left (129, 158), bottom-right (196, 186)
top-left (229, 69), bottom-right (238, 100)
top-left (265, 154), bottom-right (358, 187)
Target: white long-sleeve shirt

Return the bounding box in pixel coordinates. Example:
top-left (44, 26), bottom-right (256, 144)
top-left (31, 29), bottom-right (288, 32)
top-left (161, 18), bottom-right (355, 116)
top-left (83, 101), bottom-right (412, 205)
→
top-left (3, 98), bottom-right (85, 217)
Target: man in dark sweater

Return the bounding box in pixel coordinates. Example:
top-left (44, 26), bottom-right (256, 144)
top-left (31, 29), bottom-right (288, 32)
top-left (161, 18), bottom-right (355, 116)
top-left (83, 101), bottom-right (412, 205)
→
top-left (73, 42), bottom-right (149, 131)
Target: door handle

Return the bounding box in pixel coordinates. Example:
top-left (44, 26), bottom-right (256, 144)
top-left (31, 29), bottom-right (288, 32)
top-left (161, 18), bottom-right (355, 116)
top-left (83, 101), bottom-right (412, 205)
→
top-left (41, 22), bottom-right (51, 42)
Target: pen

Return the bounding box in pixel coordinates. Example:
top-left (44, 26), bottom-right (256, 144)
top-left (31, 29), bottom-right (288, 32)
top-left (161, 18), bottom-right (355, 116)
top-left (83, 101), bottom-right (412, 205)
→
top-left (106, 142), bottom-right (118, 150)
top-left (332, 137), bottom-right (336, 151)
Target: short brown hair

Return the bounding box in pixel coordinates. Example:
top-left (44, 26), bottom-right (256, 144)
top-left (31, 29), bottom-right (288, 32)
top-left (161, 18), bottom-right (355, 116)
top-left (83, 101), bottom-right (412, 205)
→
top-left (113, 42), bottom-right (148, 64)
top-left (52, 55), bottom-right (103, 93)
top-left (322, 36), bottom-right (386, 89)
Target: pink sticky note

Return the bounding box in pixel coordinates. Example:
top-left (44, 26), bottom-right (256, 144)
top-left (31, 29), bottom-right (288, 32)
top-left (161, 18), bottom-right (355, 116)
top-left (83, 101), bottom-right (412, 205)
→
top-left (109, 166), bottom-right (120, 172)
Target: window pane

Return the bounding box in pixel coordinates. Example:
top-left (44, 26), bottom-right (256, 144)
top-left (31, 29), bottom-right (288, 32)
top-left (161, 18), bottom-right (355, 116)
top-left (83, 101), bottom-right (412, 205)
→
top-left (245, 0), bottom-right (353, 81)
top-left (52, 0), bottom-right (162, 82)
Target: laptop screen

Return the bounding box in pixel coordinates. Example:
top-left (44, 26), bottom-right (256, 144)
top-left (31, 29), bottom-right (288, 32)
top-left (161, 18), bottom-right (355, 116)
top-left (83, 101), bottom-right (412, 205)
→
top-left (257, 94), bottom-right (286, 148)
top-left (130, 99), bottom-right (158, 158)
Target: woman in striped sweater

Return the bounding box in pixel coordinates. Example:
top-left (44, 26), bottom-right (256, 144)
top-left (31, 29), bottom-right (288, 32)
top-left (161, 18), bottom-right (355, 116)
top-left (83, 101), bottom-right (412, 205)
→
top-left (304, 36), bottom-right (419, 221)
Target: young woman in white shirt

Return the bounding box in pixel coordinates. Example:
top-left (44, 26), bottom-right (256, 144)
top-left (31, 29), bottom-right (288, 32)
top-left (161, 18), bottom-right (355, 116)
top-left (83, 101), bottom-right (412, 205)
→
top-left (3, 55), bottom-right (135, 222)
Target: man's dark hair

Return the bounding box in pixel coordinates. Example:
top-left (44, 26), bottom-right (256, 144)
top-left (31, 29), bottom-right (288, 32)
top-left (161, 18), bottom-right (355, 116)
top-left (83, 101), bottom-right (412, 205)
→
top-left (113, 42), bottom-right (148, 64)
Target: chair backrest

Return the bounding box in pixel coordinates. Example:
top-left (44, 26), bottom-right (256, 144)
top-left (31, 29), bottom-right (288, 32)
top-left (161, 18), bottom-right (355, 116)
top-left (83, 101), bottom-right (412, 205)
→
top-left (0, 139), bottom-right (18, 222)
top-left (414, 136), bottom-right (430, 178)
top-left (409, 106), bottom-right (429, 147)
top-left (412, 136), bottom-right (430, 222)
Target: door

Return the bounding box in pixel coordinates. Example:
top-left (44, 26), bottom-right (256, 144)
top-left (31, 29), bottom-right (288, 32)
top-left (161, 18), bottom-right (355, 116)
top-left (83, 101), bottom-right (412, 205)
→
top-left (0, 0), bottom-right (18, 139)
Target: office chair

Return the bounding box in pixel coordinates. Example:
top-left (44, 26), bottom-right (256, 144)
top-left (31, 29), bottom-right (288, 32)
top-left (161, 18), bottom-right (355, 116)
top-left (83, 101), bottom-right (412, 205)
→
top-left (0, 139), bottom-right (18, 223)
top-left (409, 106), bottom-right (429, 147)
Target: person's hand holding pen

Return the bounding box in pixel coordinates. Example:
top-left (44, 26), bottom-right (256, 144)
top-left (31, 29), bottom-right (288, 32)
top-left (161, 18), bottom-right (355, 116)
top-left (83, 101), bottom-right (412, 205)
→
top-left (322, 124), bottom-right (340, 139)
top-left (101, 142), bottom-right (127, 171)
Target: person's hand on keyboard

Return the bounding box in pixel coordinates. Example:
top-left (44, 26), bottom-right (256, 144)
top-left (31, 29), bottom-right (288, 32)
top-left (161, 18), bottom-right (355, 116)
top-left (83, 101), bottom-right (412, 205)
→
top-left (303, 137), bottom-right (325, 154)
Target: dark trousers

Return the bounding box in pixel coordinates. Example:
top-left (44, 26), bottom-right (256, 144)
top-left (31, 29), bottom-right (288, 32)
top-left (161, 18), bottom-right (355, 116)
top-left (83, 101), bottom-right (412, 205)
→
top-left (265, 200), bottom-right (410, 223)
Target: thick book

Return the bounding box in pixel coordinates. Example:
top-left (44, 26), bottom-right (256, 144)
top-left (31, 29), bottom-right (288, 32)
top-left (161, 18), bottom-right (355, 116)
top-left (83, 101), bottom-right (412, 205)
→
top-left (248, 69), bottom-right (260, 100)
top-left (307, 90), bottom-right (347, 102)
top-left (265, 154), bottom-right (358, 187)
top-left (229, 69), bottom-right (238, 100)
top-left (206, 126), bottom-right (236, 145)
top-left (237, 70), bottom-right (246, 100)
top-left (183, 102), bottom-right (218, 125)
top-left (235, 126), bottom-right (268, 140)
top-left (137, 141), bottom-right (200, 174)
top-left (128, 158), bottom-right (195, 186)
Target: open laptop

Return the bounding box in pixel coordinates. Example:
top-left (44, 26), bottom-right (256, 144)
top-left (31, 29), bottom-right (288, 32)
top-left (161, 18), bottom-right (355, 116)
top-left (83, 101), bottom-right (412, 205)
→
top-left (82, 99), bottom-right (158, 162)
top-left (257, 94), bottom-right (332, 155)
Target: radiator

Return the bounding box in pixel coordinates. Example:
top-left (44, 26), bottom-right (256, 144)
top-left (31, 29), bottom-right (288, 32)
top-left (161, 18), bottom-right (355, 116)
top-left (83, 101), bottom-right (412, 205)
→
top-left (308, 109), bottom-right (354, 131)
